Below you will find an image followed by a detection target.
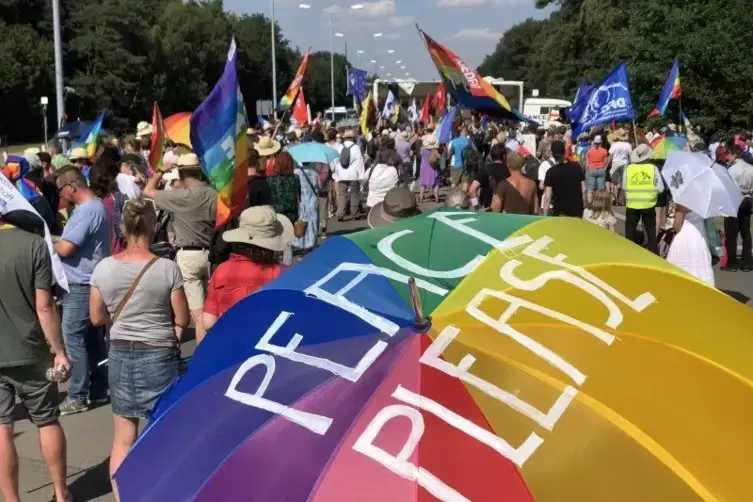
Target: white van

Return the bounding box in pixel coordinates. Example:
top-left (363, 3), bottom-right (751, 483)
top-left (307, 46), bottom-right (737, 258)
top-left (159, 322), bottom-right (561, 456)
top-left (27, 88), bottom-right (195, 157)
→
top-left (523, 98), bottom-right (572, 124)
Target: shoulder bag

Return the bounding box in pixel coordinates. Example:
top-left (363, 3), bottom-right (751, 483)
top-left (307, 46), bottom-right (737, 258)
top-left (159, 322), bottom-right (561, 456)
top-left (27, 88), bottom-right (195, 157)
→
top-left (111, 256), bottom-right (160, 325)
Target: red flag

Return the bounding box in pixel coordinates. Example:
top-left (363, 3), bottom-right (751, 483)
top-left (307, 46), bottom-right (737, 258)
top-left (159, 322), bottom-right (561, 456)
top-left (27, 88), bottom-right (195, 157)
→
top-left (420, 93), bottom-right (432, 124)
top-left (432, 82), bottom-right (446, 117)
top-left (148, 102), bottom-right (166, 176)
top-left (293, 87), bottom-right (309, 125)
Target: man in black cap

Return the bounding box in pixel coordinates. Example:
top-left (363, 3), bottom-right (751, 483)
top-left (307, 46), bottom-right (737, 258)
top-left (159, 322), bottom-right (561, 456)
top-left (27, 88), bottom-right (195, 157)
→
top-left (541, 140), bottom-right (586, 217)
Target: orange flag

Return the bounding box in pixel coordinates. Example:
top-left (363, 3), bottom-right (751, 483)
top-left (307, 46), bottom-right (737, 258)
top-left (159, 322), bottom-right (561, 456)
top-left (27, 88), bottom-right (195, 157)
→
top-left (293, 87), bottom-right (309, 125)
top-left (148, 102), bottom-right (166, 175)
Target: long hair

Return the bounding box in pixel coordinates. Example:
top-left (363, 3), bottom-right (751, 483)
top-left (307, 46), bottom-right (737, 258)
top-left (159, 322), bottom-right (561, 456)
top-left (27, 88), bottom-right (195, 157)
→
top-left (122, 199), bottom-right (157, 240)
top-left (89, 158), bottom-right (119, 198)
top-left (231, 242), bottom-right (279, 266)
top-left (589, 190), bottom-right (613, 216)
top-left (274, 151), bottom-right (295, 177)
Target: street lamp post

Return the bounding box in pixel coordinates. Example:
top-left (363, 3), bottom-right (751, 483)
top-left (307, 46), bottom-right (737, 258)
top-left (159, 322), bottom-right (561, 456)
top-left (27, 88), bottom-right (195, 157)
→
top-left (51, 0), bottom-right (65, 128)
top-left (329, 18), bottom-right (335, 122)
top-left (40, 96), bottom-right (49, 146)
top-left (271, 0), bottom-right (278, 112)
top-left (357, 50), bottom-right (364, 67)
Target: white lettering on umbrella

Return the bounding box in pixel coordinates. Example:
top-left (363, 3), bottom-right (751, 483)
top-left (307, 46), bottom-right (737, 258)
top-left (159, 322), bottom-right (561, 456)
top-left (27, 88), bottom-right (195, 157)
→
top-left (426, 212), bottom-right (534, 252)
top-left (519, 236), bottom-right (656, 313)
top-left (466, 289), bottom-right (616, 386)
top-left (352, 404), bottom-right (470, 502)
top-left (377, 229), bottom-right (486, 279)
top-left (225, 354), bottom-right (333, 435)
top-left (420, 325), bottom-right (578, 431)
top-left (392, 386), bottom-right (544, 467)
top-left (304, 262), bottom-right (448, 336)
top-left (256, 311), bottom-right (387, 383)
top-left (500, 261), bottom-right (626, 330)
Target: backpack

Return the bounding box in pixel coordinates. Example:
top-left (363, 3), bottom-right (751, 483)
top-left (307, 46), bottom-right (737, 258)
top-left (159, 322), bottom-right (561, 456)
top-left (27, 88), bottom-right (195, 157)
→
top-left (463, 144), bottom-right (480, 176)
top-left (340, 142), bottom-right (354, 168)
top-left (522, 156), bottom-right (541, 182)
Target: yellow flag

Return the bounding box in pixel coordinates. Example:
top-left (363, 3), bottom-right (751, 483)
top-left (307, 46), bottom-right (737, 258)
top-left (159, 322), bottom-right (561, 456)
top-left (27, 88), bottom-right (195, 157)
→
top-left (360, 91), bottom-right (372, 141)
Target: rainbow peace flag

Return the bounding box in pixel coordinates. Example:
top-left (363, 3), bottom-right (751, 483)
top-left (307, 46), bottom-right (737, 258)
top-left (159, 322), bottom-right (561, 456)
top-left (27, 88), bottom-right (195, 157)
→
top-left (418, 26), bottom-right (531, 123)
top-left (280, 48), bottom-right (311, 109)
top-left (148, 102), bottom-right (166, 175)
top-left (650, 59), bottom-right (681, 117)
top-left (73, 112), bottom-right (105, 158)
top-left (189, 37), bottom-right (250, 228)
top-left (1, 155), bottom-right (41, 201)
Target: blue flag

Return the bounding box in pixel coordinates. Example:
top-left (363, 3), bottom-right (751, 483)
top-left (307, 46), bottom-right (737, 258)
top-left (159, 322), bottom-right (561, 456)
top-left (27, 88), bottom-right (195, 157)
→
top-left (565, 81), bottom-right (593, 121)
top-left (436, 106), bottom-right (459, 144)
top-left (572, 63), bottom-right (635, 139)
top-left (347, 68), bottom-right (368, 103)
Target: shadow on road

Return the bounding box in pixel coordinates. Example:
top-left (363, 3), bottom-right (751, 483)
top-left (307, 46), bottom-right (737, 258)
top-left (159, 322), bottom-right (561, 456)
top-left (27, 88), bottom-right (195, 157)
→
top-left (68, 459), bottom-right (112, 501)
top-left (721, 289), bottom-right (751, 305)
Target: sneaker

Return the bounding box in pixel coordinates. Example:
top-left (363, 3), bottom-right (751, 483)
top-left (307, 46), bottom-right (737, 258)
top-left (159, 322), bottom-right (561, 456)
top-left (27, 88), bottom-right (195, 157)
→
top-left (88, 396), bottom-right (110, 406)
top-left (721, 265), bottom-right (739, 272)
top-left (741, 265), bottom-right (753, 272)
top-left (59, 398), bottom-right (88, 416)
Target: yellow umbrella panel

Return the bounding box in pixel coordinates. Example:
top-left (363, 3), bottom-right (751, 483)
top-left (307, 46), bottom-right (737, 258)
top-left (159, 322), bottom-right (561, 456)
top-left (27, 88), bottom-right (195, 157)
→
top-left (429, 217), bottom-right (753, 501)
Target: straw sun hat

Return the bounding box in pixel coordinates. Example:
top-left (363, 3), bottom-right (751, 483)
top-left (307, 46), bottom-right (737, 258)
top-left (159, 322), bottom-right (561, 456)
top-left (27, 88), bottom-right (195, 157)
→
top-left (254, 137), bottom-right (282, 157)
top-left (136, 121), bottom-right (153, 138)
top-left (222, 206), bottom-right (294, 252)
top-left (68, 147), bottom-right (89, 161)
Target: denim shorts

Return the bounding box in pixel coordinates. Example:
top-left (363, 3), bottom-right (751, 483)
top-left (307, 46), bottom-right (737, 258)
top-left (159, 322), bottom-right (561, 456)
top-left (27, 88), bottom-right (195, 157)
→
top-left (108, 344), bottom-right (179, 419)
top-left (586, 168), bottom-right (607, 192)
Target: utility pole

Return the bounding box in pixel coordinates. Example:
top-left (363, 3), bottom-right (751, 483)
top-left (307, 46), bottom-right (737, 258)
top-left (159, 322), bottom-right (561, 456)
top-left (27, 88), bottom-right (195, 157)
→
top-left (52, 0), bottom-right (65, 127)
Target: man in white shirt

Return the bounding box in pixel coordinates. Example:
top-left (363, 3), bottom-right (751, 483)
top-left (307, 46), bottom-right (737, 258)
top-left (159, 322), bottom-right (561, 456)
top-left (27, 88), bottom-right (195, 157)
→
top-left (332, 128), bottom-right (365, 221)
top-left (724, 144), bottom-right (753, 271)
top-left (607, 129), bottom-right (633, 203)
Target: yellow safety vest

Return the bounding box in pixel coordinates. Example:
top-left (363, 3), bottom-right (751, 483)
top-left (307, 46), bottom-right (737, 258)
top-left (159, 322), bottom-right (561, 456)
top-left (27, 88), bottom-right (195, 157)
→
top-left (624, 163), bottom-right (658, 210)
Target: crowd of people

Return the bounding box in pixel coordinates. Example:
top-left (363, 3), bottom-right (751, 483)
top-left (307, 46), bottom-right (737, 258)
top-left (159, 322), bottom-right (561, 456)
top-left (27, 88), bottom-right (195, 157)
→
top-left (0, 107), bottom-right (751, 502)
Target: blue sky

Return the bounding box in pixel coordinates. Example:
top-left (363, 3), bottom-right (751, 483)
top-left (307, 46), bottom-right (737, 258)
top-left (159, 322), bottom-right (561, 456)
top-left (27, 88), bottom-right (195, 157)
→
top-left (225, 0), bottom-right (553, 81)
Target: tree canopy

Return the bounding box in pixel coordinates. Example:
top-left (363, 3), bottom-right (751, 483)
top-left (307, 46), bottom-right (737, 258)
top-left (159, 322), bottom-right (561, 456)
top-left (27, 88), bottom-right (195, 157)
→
top-left (0, 0), bottom-right (352, 143)
top-left (478, 0), bottom-right (753, 133)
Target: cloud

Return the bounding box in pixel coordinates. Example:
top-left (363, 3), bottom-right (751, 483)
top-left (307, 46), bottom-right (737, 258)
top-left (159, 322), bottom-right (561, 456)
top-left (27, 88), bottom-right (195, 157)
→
top-left (389, 15), bottom-right (414, 27)
top-left (439, 0), bottom-right (525, 6)
top-left (452, 28), bottom-right (504, 39)
top-left (324, 0), bottom-right (396, 17)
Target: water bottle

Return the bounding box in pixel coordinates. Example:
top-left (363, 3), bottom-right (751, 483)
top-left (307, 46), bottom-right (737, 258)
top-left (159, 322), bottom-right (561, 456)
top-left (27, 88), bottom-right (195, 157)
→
top-left (46, 364), bottom-right (70, 384)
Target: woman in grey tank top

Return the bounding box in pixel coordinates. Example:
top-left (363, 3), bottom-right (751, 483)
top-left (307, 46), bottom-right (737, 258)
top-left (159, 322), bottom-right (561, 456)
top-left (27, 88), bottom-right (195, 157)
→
top-left (89, 199), bottom-right (189, 500)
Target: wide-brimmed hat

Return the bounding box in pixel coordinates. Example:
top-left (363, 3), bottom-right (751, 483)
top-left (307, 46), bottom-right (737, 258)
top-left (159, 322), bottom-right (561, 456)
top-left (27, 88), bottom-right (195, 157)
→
top-left (68, 147), bottom-right (89, 161)
top-left (368, 186), bottom-right (422, 229)
top-left (630, 144), bottom-right (654, 164)
top-left (246, 127), bottom-right (258, 136)
top-left (177, 153), bottom-right (201, 169)
top-left (613, 128), bottom-right (629, 141)
top-left (136, 121), bottom-right (153, 138)
top-left (422, 135), bottom-right (439, 150)
top-left (254, 137), bottom-right (281, 157)
top-left (222, 205), bottom-right (294, 252)
top-left (593, 135), bottom-right (603, 144)
top-left (24, 147), bottom-right (41, 156)
top-left (342, 128), bottom-right (358, 139)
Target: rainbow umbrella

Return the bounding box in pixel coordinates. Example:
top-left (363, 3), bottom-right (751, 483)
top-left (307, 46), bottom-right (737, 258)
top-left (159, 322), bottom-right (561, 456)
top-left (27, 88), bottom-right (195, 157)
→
top-left (651, 134), bottom-right (687, 160)
top-left (164, 112), bottom-right (192, 147)
top-left (115, 212), bottom-right (753, 501)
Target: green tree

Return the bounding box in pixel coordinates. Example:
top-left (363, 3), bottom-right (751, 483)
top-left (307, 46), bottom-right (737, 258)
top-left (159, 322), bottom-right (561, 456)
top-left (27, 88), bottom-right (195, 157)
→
top-left (0, 21), bottom-right (53, 142)
top-left (480, 0), bottom-right (753, 132)
top-left (301, 51), bottom-right (351, 115)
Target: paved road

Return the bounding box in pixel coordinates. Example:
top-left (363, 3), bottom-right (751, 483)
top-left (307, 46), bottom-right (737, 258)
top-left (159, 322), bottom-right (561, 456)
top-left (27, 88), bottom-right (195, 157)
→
top-left (13, 199), bottom-right (752, 501)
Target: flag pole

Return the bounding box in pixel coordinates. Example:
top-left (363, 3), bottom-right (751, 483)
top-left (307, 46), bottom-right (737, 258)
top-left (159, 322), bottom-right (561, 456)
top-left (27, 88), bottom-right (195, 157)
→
top-left (632, 119), bottom-right (639, 145)
top-left (678, 96), bottom-right (683, 133)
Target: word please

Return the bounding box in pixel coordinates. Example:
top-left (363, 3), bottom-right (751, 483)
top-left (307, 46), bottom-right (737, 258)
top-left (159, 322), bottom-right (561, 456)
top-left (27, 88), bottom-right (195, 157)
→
top-left (225, 233), bottom-right (655, 501)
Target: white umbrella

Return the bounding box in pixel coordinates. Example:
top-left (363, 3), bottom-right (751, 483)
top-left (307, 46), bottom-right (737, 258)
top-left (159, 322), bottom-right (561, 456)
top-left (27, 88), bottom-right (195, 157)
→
top-left (662, 151), bottom-right (742, 218)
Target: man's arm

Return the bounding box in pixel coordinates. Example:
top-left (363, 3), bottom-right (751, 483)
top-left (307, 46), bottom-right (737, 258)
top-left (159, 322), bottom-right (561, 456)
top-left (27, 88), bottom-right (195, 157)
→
top-left (542, 187), bottom-right (553, 216)
top-left (654, 166), bottom-right (666, 192)
top-left (54, 239), bottom-right (77, 258)
top-left (33, 241), bottom-right (70, 370)
top-left (142, 171), bottom-right (164, 200)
